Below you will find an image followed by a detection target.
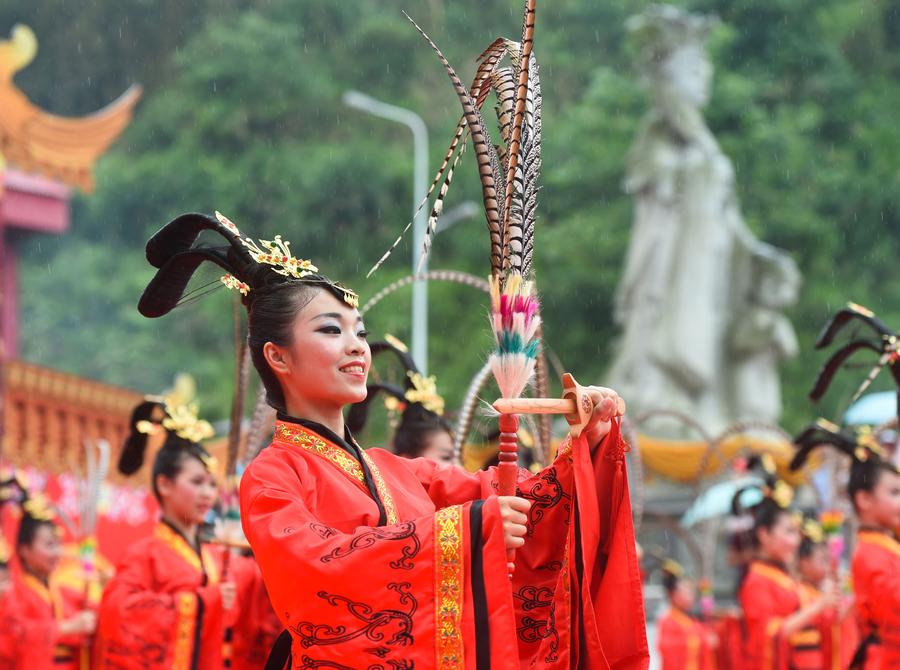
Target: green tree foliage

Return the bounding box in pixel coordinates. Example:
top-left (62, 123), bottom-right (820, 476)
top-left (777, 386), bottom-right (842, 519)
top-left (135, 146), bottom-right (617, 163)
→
top-left (9, 0), bottom-right (900, 433)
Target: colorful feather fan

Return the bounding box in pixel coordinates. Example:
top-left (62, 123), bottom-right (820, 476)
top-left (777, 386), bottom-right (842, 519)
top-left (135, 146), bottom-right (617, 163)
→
top-left (371, 0), bottom-right (543, 572)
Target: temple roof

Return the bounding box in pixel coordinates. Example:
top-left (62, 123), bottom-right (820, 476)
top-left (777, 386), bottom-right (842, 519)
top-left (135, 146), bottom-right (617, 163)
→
top-left (0, 24), bottom-right (141, 193)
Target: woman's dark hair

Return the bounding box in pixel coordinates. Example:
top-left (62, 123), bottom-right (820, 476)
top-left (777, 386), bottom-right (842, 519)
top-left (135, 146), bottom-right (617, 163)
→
top-left (138, 212), bottom-right (357, 414)
top-left (246, 281), bottom-right (322, 412)
top-left (393, 405), bottom-right (453, 458)
top-left (149, 437), bottom-right (212, 502)
top-left (346, 340), bottom-right (451, 458)
top-left (798, 535), bottom-right (820, 560)
top-left (731, 475), bottom-right (791, 550)
top-left (662, 569), bottom-right (680, 595)
top-left (16, 515), bottom-right (56, 549)
top-left (848, 458), bottom-right (897, 509)
top-left (120, 399), bottom-right (214, 502)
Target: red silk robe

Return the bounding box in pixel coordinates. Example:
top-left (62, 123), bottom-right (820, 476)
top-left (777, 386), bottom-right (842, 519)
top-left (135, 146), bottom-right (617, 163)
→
top-left (228, 553), bottom-right (281, 670)
top-left (657, 609), bottom-right (715, 670)
top-left (93, 521), bottom-right (230, 670)
top-left (240, 417), bottom-right (648, 670)
top-left (0, 572), bottom-right (90, 670)
top-left (739, 561), bottom-right (823, 670)
top-left (851, 531), bottom-right (900, 669)
top-left (799, 581), bottom-right (859, 670)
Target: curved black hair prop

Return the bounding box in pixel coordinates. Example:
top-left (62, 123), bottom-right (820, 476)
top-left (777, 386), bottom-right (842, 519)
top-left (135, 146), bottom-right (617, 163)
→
top-left (139, 211), bottom-right (355, 321)
top-left (814, 305), bottom-right (893, 350)
top-left (367, 341), bottom-right (420, 393)
top-left (809, 339), bottom-right (882, 402)
top-left (790, 420), bottom-right (858, 472)
top-left (145, 212), bottom-right (252, 270)
top-left (810, 304), bottom-right (900, 404)
top-left (0, 476), bottom-right (27, 510)
top-left (345, 381), bottom-right (406, 435)
top-left (139, 247), bottom-right (237, 318)
top-left (119, 400), bottom-right (165, 475)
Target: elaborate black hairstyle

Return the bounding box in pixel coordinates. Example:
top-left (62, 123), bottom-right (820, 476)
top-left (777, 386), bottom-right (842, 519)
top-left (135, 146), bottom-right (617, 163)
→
top-left (139, 212), bottom-right (357, 318)
top-left (1, 475), bottom-right (29, 563)
top-left (809, 302), bottom-right (900, 404)
top-left (798, 515), bottom-right (824, 559)
top-left (730, 454), bottom-right (795, 545)
top-left (139, 212), bottom-right (359, 412)
top-left (1, 476), bottom-right (59, 551)
top-left (119, 378), bottom-right (217, 500)
top-left (346, 337), bottom-right (451, 458)
top-left (791, 418), bottom-right (899, 507)
top-left (660, 558), bottom-right (686, 595)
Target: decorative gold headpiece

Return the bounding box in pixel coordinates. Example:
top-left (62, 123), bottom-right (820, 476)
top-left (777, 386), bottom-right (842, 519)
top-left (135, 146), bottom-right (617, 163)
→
top-left (801, 518), bottom-right (824, 544)
top-left (405, 371), bottom-right (445, 415)
top-left (661, 558), bottom-right (685, 578)
top-left (136, 375), bottom-right (216, 445)
top-left (23, 492), bottom-right (55, 522)
top-left (214, 211), bottom-right (359, 308)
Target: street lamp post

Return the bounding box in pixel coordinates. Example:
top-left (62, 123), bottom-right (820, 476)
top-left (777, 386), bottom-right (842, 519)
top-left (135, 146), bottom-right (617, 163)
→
top-left (343, 90), bottom-right (430, 374)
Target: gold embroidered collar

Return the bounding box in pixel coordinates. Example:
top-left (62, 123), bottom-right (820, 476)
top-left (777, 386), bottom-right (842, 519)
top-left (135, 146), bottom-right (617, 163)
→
top-left (273, 420), bottom-right (398, 524)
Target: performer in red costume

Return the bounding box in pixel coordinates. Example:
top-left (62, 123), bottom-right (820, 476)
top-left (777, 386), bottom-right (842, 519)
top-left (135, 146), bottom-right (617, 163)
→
top-left (135, 207), bottom-right (647, 669)
top-left (228, 552), bottom-right (281, 670)
top-left (3, 490), bottom-right (96, 670)
top-left (93, 394), bottom-right (238, 670)
top-left (734, 463), bottom-right (838, 670)
top-left (792, 421), bottom-right (900, 670)
top-left (656, 559), bottom-right (717, 670)
top-left (346, 336), bottom-right (456, 464)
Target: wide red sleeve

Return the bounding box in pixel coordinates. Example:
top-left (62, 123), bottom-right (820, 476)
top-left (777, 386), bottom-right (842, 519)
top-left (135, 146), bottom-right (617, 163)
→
top-left (240, 464), bottom-right (519, 669)
top-left (857, 549), bottom-right (900, 629)
top-left (0, 589), bottom-right (58, 670)
top-left (228, 555), bottom-right (281, 670)
top-left (402, 421), bottom-right (648, 669)
top-left (657, 615), bottom-right (688, 670)
top-left (93, 544), bottom-right (224, 670)
top-left (739, 575), bottom-right (790, 670)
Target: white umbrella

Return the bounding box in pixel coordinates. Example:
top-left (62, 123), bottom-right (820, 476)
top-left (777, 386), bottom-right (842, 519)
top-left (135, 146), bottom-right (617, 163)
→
top-left (680, 475), bottom-right (763, 527)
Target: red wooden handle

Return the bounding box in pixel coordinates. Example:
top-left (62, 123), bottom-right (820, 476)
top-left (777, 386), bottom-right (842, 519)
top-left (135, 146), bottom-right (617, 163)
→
top-left (497, 413), bottom-right (519, 575)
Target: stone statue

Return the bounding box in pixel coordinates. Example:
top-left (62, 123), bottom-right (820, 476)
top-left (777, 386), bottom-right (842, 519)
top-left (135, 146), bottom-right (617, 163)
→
top-left (608, 5), bottom-right (800, 436)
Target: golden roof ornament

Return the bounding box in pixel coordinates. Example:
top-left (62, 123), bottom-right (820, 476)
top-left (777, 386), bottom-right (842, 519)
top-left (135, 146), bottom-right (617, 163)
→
top-left (0, 24), bottom-right (142, 192)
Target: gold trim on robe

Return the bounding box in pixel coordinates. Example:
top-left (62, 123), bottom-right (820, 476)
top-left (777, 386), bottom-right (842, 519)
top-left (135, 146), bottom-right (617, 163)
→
top-left (434, 505), bottom-right (464, 670)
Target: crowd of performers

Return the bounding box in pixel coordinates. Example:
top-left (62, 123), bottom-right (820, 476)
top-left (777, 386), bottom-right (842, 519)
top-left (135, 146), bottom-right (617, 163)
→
top-left (1, 210), bottom-right (899, 670)
top-left (653, 434), bottom-right (900, 670)
top-left (2, 1), bottom-right (899, 665)
top-left (653, 303), bottom-right (900, 670)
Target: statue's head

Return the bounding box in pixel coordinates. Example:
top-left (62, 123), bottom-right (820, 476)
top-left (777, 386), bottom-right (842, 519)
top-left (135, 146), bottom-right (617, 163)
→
top-left (627, 5), bottom-right (718, 110)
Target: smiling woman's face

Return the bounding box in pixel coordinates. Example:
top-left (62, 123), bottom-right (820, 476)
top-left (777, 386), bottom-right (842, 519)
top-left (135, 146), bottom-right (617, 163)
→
top-left (265, 289), bottom-right (372, 410)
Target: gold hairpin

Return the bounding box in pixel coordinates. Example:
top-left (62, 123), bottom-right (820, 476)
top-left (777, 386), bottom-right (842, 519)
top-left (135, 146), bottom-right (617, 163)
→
top-left (405, 372), bottom-right (445, 415)
top-left (215, 211), bottom-right (359, 308)
top-left (661, 558), bottom-right (685, 578)
top-left (802, 518), bottom-right (824, 544)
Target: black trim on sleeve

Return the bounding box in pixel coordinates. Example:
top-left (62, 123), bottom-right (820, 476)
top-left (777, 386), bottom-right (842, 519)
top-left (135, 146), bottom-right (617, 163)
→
top-left (191, 593), bottom-right (205, 670)
top-left (469, 500), bottom-right (491, 670)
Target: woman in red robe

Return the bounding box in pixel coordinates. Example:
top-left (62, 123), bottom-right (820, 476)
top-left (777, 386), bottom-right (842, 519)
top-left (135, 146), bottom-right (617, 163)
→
top-left (136, 212), bottom-right (648, 669)
top-left (656, 560), bottom-right (716, 670)
top-left (846, 456), bottom-right (900, 668)
top-left (3, 493), bottom-right (96, 670)
top-left (228, 552), bottom-right (281, 670)
top-left (734, 474), bottom-right (837, 670)
top-left (796, 519), bottom-right (858, 670)
top-left (346, 337), bottom-right (457, 465)
top-left (93, 396), bottom-right (238, 670)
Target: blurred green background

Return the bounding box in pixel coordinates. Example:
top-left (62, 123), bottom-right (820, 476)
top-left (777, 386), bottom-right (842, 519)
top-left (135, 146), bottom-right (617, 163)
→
top-left (5, 0), bottom-right (900, 437)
